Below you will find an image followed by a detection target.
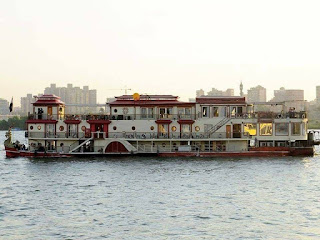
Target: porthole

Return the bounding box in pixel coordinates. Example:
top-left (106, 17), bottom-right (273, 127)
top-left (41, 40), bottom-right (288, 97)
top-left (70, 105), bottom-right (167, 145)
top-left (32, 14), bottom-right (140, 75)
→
top-left (114, 109), bottom-right (118, 113)
top-left (37, 125), bottom-right (41, 130)
top-left (150, 126), bottom-right (154, 131)
top-left (59, 126), bottom-right (64, 131)
top-left (113, 126), bottom-right (117, 130)
top-left (195, 126), bottom-right (200, 132)
top-left (171, 126), bottom-right (177, 132)
top-left (30, 126), bottom-right (33, 130)
top-left (81, 126), bottom-right (86, 131)
top-left (132, 126), bottom-right (136, 130)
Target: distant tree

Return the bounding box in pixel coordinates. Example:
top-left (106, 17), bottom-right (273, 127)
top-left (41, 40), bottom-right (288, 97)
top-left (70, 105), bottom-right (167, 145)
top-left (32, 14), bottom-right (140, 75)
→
top-left (0, 116), bottom-right (27, 130)
top-left (0, 120), bottom-right (9, 130)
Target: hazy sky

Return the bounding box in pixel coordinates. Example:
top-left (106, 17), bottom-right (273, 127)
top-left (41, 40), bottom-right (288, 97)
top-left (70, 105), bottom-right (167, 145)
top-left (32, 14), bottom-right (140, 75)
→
top-left (1, 0), bottom-right (320, 104)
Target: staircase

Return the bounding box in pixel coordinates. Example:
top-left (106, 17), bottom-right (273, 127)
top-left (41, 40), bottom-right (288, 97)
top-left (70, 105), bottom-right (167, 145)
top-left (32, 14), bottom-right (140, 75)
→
top-left (207, 117), bottom-right (230, 135)
top-left (69, 137), bottom-right (93, 153)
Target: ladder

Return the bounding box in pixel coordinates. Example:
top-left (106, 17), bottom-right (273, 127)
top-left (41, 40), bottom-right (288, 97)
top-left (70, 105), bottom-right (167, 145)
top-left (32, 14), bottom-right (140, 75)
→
top-left (207, 117), bottom-right (230, 135)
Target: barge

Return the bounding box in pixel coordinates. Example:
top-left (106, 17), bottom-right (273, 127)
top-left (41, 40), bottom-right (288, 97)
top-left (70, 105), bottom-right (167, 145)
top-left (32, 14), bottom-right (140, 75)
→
top-left (4, 94), bottom-right (316, 158)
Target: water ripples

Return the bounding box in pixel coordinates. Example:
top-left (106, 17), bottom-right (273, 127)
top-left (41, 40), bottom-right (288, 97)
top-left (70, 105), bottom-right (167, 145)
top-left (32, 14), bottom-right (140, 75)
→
top-left (1, 131), bottom-right (320, 239)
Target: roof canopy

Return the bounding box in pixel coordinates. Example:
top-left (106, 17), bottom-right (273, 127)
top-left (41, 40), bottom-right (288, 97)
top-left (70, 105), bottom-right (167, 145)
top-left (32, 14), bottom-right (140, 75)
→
top-left (33, 94), bottom-right (65, 106)
top-left (110, 95), bottom-right (194, 107)
top-left (196, 96), bottom-right (246, 105)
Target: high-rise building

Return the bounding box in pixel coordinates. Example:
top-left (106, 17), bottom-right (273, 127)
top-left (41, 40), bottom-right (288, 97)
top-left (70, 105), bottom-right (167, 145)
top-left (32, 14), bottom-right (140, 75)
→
top-left (0, 98), bottom-right (9, 115)
top-left (206, 88), bottom-right (234, 96)
top-left (316, 86), bottom-right (320, 102)
top-left (272, 87), bottom-right (304, 102)
top-left (42, 84), bottom-right (98, 114)
top-left (196, 89), bottom-right (205, 97)
top-left (240, 81), bottom-right (244, 97)
top-left (247, 85), bottom-right (267, 102)
top-left (20, 94), bottom-right (34, 116)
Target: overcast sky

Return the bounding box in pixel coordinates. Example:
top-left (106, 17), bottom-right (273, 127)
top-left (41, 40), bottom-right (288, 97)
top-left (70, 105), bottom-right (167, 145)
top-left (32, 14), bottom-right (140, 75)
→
top-left (1, 0), bottom-right (320, 104)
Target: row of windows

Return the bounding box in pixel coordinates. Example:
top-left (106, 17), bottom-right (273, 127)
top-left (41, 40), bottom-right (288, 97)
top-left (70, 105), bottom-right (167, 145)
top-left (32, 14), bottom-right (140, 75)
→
top-left (243, 122), bottom-right (306, 136)
top-left (202, 106), bottom-right (243, 117)
top-left (113, 107), bottom-right (192, 115)
top-left (30, 124), bottom-right (198, 132)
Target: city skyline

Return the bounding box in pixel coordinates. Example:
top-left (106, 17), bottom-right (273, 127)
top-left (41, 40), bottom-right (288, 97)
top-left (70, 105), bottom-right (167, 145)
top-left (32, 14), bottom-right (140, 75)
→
top-left (4, 83), bottom-right (320, 107)
top-left (1, 1), bottom-right (320, 103)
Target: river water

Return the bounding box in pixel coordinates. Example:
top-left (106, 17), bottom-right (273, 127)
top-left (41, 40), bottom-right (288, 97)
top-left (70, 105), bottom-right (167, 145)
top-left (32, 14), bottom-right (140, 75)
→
top-left (1, 131), bottom-right (320, 239)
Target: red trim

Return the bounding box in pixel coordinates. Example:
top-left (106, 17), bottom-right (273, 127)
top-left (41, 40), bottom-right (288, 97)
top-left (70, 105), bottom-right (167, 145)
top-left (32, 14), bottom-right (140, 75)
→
top-left (109, 100), bottom-right (195, 107)
top-left (26, 120), bottom-right (58, 124)
top-left (196, 97), bottom-right (246, 104)
top-left (64, 120), bottom-right (81, 124)
top-left (87, 120), bottom-right (111, 124)
top-left (155, 120), bottom-right (172, 124)
top-left (33, 94), bottom-right (65, 106)
top-left (33, 103), bottom-right (64, 106)
top-left (177, 120), bottom-right (195, 124)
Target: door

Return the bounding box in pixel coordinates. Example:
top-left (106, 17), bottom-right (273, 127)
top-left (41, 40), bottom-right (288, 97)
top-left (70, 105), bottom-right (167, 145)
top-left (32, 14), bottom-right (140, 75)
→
top-left (233, 124), bottom-right (241, 138)
top-left (48, 106), bottom-right (52, 119)
top-left (226, 125), bottom-right (231, 138)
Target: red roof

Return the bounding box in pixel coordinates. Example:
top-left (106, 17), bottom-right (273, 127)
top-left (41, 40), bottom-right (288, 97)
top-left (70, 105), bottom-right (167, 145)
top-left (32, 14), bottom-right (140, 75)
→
top-left (196, 96), bottom-right (246, 105)
top-left (109, 95), bottom-right (195, 107)
top-left (33, 94), bottom-right (65, 106)
top-left (115, 95), bottom-right (178, 100)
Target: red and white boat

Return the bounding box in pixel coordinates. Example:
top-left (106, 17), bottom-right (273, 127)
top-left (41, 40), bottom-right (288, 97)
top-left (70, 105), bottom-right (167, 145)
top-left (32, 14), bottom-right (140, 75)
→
top-left (4, 94), bottom-right (315, 158)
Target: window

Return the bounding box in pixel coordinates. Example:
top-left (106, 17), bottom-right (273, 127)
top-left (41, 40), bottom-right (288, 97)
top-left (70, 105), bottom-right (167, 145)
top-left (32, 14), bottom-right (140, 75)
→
top-left (159, 124), bottom-right (168, 133)
top-left (159, 108), bottom-right (172, 119)
top-left (178, 108), bottom-right (192, 118)
top-left (260, 141), bottom-right (273, 147)
top-left (68, 124), bottom-right (77, 137)
top-left (302, 122), bottom-right (306, 135)
top-left (275, 123), bottom-right (289, 136)
top-left (292, 122), bottom-right (301, 135)
top-left (259, 123), bottom-right (272, 136)
top-left (213, 107), bottom-right (219, 117)
top-left (202, 106), bottom-right (209, 117)
top-left (181, 124), bottom-right (191, 133)
top-left (141, 108), bottom-right (154, 119)
top-left (276, 141), bottom-right (286, 147)
top-left (132, 126), bottom-right (136, 130)
top-left (231, 107), bottom-right (237, 117)
top-left (243, 123), bottom-right (257, 136)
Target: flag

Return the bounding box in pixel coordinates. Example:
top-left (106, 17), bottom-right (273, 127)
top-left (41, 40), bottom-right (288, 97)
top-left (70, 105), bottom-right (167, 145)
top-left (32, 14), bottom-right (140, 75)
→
top-left (9, 97), bottom-right (13, 112)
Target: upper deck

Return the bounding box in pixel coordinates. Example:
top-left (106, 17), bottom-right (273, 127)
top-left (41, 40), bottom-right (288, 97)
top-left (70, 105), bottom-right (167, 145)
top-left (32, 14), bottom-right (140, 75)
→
top-left (27, 94), bottom-right (307, 121)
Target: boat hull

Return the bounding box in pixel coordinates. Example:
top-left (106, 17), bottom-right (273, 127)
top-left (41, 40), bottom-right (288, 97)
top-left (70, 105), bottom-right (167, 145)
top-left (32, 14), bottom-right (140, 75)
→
top-left (5, 147), bottom-right (314, 158)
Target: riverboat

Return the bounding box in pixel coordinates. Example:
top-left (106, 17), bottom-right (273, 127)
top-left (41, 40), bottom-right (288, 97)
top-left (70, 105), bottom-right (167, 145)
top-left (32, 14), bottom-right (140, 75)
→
top-left (4, 94), bottom-right (316, 158)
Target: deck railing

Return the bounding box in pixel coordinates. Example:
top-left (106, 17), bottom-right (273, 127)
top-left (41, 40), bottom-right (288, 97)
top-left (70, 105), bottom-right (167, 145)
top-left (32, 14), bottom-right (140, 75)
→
top-left (28, 131), bottom-right (251, 140)
top-left (28, 111), bottom-right (307, 121)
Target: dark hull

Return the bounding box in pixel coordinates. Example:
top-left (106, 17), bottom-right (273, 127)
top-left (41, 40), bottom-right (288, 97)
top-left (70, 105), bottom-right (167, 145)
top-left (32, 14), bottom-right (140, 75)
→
top-left (5, 146), bottom-right (314, 158)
